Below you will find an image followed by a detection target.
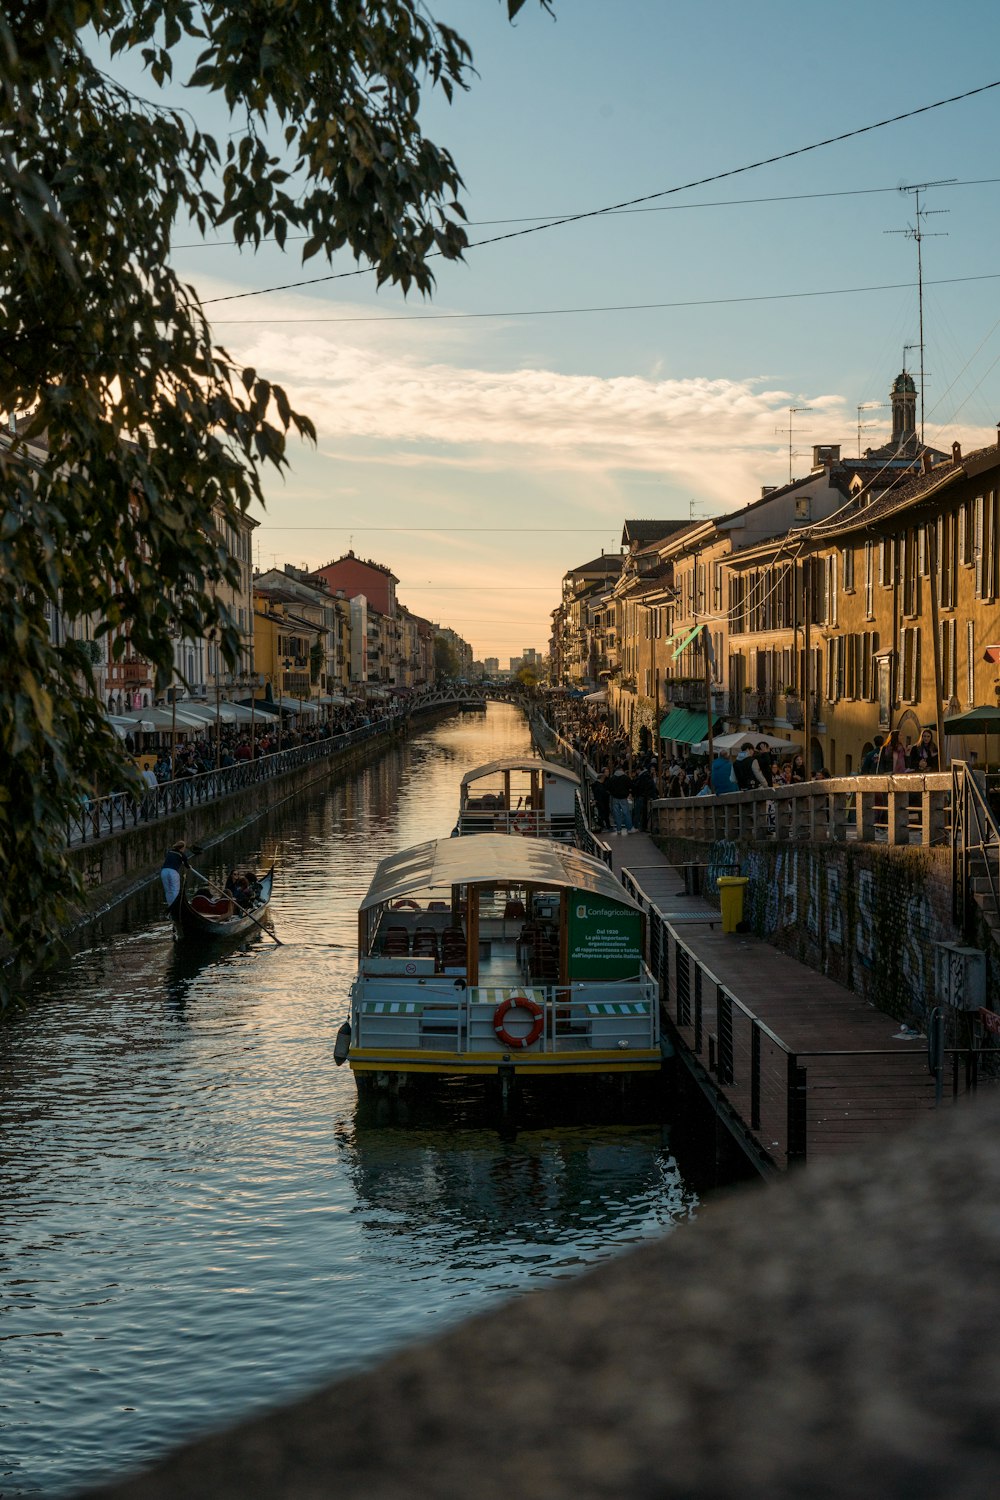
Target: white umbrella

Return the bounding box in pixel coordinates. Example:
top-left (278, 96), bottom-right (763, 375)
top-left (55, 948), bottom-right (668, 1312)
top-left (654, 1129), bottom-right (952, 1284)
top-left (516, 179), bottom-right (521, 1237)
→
top-left (694, 731), bottom-right (801, 754)
top-left (583, 689), bottom-right (608, 703)
top-left (117, 706), bottom-right (210, 731)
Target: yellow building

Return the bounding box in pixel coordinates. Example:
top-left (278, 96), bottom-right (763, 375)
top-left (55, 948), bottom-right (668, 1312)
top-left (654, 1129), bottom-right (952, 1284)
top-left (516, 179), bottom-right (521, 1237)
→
top-left (801, 435), bottom-right (1000, 771)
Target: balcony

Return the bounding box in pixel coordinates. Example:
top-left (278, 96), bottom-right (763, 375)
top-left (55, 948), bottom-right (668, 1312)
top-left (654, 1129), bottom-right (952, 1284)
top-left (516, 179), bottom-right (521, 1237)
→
top-left (111, 658), bottom-right (151, 685)
top-left (745, 688), bottom-right (777, 719)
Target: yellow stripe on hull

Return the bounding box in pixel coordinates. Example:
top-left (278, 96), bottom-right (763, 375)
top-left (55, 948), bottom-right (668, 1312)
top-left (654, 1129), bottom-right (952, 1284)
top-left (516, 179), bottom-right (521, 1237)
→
top-left (348, 1048), bottom-right (662, 1077)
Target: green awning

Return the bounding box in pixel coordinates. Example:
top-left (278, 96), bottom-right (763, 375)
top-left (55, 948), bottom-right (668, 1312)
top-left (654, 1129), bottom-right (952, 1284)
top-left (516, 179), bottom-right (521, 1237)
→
top-left (659, 708), bottom-right (711, 744)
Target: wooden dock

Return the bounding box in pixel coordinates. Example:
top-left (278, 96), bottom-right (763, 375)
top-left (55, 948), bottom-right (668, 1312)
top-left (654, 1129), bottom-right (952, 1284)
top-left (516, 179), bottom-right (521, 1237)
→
top-left (603, 830), bottom-right (940, 1173)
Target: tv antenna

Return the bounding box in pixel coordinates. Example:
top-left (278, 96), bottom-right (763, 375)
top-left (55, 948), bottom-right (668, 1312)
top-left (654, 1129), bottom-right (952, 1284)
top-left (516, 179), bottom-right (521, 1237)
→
top-left (776, 406), bottom-right (814, 484)
top-left (886, 180), bottom-right (954, 442)
top-left (857, 402), bottom-right (887, 457)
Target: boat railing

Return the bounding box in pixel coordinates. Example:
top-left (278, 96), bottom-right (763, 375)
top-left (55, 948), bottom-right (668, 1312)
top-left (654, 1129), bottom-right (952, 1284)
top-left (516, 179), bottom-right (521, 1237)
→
top-left (456, 808), bottom-right (577, 839)
top-left (353, 971), bottom-right (660, 1054)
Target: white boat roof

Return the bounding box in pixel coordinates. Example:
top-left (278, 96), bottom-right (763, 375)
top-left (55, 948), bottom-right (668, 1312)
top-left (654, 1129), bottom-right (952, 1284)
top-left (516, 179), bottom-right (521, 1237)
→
top-left (459, 757), bottom-right (580, 788)
top-left (361, 833), bottom-right (636, 912)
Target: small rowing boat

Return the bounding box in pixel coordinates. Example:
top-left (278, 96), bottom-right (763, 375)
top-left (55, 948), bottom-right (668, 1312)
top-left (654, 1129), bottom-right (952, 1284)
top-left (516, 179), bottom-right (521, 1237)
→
top-left (169, 865), bottom-right (275, 942)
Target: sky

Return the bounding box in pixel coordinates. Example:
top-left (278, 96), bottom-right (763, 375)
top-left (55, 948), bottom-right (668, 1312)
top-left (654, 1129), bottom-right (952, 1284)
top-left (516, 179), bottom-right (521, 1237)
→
top-left (127, 1), bottom-right (1000, 660)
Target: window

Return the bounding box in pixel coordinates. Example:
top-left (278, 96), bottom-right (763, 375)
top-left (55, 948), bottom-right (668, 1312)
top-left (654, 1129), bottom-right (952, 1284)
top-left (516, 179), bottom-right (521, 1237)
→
top-left (967, 619), bottom-right (976, 706)
top-left (939, 618), bottom-right (957, 699)
top-left (860, 632), bottom-right (879, 702)
top-left (713, 561), bottom-right (723, 611)
top-left (900, 626), bottom-right (921, 702)
top-left (973, 493), bottom-right (999, 601)
top-left (937, 512), bottom-right (957, 610)
top-left (827, 554), bottom-right (838, 627)
top-left (959, 502), bottom-right (973, 566)
top-left (901, 529), bottom-right (919, 617)
top-left (826, 636), bottom-right (845, 702)
top-left (864, 541), bottom-right (875, 619)
top-left (843, 546), bottom-right (855, 592)
top-left (879, 537), bottom-right (893, 587)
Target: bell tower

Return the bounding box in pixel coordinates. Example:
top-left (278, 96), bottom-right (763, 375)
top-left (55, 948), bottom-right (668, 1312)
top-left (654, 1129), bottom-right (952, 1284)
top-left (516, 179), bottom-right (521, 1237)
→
top-left (890, 370), bottom-right (917, 448)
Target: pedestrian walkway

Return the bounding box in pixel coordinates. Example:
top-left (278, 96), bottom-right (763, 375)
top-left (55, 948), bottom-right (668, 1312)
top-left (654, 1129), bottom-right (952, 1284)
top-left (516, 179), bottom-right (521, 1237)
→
top-left (601, 830), bottom-right (942, 1173)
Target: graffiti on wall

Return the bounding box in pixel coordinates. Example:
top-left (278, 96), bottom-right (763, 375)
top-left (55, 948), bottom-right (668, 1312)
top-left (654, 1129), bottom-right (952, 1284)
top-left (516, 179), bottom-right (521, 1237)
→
top-left (705, 838), bottom-right (950, 1021)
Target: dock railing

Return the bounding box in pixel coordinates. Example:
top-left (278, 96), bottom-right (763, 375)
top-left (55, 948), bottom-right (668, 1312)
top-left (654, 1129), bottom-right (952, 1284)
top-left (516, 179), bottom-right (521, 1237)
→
top-left (951, 760), bottom-right (1000, 937)
top-left (623, 871), bottom-right (937, 1174)
top-left (650, 771), bottom-right (952, 847)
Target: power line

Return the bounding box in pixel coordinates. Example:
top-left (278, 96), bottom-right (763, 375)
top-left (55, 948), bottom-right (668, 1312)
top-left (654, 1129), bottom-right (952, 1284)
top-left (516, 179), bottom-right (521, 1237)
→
top-left (175, 175), bottom-right (1000, 250)
top-left (253, 525), bottom-right (621, 532)
top-left (211, 270), bottom-right (1000, 327)
top-left (201, 78), bottom-right (1000, 306)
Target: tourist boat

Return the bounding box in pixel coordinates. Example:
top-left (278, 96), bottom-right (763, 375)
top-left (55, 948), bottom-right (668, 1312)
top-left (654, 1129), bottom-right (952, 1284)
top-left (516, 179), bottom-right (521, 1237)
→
top-left (334, 834), bottom-right (661, 1111)
top-left (169, 866), bottom-right (275, 941)
top-left (454, 756), bottom-right (581, 841)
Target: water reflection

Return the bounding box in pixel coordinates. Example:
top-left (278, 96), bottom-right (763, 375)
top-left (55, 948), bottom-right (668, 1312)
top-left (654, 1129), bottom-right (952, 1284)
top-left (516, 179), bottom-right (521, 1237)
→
top-left (0, 706), bottom-right (696, 1498)
top-left (345, 1123), bottom-right (694, 1271)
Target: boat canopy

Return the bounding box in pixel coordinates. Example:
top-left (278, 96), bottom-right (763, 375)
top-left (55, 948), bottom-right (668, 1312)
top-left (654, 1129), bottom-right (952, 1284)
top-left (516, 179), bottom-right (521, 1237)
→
top-left (459, 757), bottom-right (580, 788)
top-left (360, 832), bottom-right (638, 912)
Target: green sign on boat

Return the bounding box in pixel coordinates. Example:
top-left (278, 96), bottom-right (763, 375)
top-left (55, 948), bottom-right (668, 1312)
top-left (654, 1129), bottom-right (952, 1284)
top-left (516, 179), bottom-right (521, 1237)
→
top-left (566, 892), bottom-right (642, 979)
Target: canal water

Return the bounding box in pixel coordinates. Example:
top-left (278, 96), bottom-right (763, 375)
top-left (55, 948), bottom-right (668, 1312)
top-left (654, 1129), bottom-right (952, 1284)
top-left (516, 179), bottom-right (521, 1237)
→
top-left (0, 705), bottom-right (696, 1497)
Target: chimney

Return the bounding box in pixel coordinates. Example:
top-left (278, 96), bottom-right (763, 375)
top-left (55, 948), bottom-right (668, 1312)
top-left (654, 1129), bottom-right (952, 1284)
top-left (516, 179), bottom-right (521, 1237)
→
top-left (921, 451), bottom-right (934, 475)
top-left (952, 440), bottom-right (963, 464)
top-left (761, 485), bottom-right (777, 497)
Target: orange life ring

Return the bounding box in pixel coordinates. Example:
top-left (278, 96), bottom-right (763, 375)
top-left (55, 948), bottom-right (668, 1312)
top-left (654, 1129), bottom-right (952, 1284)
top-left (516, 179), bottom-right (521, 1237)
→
top-left (392, 899), bottom-right (422, 911)
top-left (493, 992), bottom-right (544, 1050)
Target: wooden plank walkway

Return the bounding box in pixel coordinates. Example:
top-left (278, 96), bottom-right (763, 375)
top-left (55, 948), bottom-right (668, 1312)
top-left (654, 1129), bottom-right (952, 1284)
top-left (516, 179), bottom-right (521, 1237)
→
top-left (600, 830), bottom-right (939, 1170)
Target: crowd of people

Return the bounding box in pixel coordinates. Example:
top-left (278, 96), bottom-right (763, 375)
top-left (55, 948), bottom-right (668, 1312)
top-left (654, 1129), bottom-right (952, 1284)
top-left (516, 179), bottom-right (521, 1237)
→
top-left (126, 700), bottom-right (403, 786)
top-left (543, 695), bottom-right (943, 831)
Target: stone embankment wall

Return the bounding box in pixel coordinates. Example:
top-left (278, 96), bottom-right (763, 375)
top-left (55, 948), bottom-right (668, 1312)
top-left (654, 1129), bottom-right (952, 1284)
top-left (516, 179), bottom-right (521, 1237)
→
top-left (66, 724), bottom-right (409, 924)
top-left (657, 834), bottom-right (959, 1027)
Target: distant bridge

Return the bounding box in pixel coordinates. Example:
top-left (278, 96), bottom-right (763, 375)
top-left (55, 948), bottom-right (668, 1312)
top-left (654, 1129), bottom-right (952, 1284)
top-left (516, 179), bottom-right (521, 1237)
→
top-left (409, 683), bottom-right (527, 712)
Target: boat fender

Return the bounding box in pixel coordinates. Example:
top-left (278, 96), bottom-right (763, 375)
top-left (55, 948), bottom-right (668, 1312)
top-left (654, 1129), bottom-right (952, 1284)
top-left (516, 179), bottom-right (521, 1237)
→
top-left (391, 899), bottom-right (422, 911)
top-left (493, 992), bottom-right (544, 1050)
top-left (334, 1022), bottom-right (352, 1066)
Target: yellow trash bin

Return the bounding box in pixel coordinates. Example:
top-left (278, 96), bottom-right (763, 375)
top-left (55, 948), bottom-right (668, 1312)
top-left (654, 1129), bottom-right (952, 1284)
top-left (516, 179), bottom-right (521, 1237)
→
top-left (717, 875), bottom-right (749, 934)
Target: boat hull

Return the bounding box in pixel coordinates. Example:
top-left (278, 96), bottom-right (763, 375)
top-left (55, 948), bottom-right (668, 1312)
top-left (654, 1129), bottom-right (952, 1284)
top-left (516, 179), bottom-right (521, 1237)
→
top-left (170, 867), bottom-right (274, 942)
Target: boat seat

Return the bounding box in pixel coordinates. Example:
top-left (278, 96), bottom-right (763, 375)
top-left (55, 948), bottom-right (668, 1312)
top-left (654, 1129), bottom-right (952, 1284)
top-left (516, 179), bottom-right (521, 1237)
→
top-left (383, 925), bottom-right (410, 955)
top-left (190, 894), bottom-right (235, 917)
top-left (412, 928), bottom-right (439, 960)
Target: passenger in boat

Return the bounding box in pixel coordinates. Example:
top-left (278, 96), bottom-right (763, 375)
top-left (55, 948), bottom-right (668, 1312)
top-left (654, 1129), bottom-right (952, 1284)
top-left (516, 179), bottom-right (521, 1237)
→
top-left (160, 841), bottom-right (192, 908)
top-left (225, 870), bottom-right (254, 908)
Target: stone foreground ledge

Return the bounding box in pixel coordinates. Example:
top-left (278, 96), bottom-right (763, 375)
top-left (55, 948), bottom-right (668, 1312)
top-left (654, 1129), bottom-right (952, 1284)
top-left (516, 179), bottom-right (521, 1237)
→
top-left (85, 1096), bottom-right (1000, 1500)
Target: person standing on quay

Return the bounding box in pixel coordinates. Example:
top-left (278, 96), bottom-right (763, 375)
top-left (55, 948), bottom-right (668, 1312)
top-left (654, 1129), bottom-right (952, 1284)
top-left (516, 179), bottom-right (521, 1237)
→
top-left (590, 767), bottom-right (612, 831)
top-left (607, 761), bottom-right (633, 835)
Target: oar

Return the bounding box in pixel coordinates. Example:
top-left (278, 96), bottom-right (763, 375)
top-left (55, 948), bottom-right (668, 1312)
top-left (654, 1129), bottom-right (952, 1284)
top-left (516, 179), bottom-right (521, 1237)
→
top-left (187, 865), bottom-right (284, 947)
